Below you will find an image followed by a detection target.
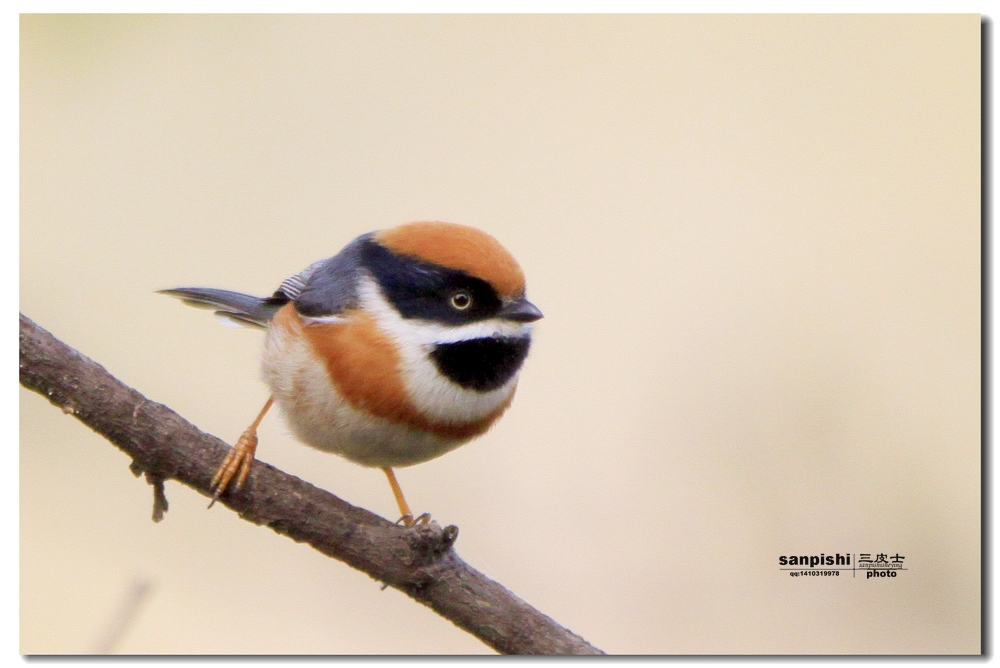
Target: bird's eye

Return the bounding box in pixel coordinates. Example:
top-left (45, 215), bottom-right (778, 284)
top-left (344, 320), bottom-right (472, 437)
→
top-left (450, 291), bottom-right (472, 310)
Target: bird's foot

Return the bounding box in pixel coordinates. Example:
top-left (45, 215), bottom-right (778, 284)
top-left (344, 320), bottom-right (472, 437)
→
top-left (208, 428), bottom-right (258, 507)
top-left (396, 512), bottom-right (432, 527)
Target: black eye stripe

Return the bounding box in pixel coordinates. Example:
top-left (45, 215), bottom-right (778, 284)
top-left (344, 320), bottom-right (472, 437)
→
top-left (360, 238), bottom-right (502, 324)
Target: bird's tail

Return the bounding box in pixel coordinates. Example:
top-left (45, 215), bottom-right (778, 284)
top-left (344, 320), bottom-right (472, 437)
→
top-left (158, 287), bottom-right (288, 329)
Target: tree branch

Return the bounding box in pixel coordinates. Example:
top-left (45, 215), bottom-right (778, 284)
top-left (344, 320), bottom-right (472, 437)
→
top-left (19, 313), bottom-right (603, 656)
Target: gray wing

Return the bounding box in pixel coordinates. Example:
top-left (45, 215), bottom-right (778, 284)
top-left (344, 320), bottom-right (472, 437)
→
top-left (160, 234), bottom-right (369, 326)
top-left (290, 235), bottom-right (368, 318)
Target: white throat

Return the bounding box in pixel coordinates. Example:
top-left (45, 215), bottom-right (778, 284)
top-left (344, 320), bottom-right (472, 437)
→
top-left (357, 276), bottom-right (531, 423)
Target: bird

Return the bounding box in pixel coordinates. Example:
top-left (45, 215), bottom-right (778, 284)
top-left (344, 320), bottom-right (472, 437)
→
top-left (160, 221), bottom-right (542, 526)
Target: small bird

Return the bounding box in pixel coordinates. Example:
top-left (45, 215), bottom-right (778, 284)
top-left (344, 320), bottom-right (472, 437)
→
top-left (160, 221), bottom-right (542, 525)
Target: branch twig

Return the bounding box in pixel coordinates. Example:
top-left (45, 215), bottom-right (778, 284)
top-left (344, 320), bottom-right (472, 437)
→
top-left (19, 313), bottom-right (603, 656)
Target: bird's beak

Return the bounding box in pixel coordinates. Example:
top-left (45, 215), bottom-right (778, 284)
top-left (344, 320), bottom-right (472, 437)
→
top-left (499, 297), bottom-right (543, 323)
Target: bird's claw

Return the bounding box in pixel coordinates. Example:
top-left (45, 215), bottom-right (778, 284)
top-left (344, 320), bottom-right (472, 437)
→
top-left (207, 429), bottom-right (258, 507)
top-left (396, 512), bottom-right (432, 527)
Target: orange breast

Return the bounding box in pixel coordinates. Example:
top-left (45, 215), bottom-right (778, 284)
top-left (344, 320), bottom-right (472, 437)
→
top-left (273, 304), bottom-right (512, 441)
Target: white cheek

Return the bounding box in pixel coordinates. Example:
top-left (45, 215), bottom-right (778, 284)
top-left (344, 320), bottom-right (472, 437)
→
top-left (358, 278), bottom-right (529, 423)
top-left (400, 348), bottom-right (518, 423)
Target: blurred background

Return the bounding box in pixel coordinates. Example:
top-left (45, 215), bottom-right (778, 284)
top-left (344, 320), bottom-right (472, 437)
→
top-left (20, 14), bottom-right (980, 654)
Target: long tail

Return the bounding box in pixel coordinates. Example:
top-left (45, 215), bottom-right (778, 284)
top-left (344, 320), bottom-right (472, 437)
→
top-left (158, 287), bottom-right (288, 329)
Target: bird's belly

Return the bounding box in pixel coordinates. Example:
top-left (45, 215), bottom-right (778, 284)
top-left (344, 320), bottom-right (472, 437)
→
top-left (260, 304), bottom-right (505, 467)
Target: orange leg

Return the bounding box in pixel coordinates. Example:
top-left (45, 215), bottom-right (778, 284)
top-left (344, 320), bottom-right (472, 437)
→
top-left (210, 397), bottom-right (274, 505)
top-left (382, 467), bottom-right (430, 527)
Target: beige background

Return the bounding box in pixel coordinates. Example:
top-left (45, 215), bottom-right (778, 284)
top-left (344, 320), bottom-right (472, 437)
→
top-left (20, 14), bottom-right (980, 654)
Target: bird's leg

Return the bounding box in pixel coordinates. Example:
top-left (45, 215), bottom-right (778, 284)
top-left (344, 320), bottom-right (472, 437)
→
top-left (210, 396), bottom-right (274, 506)
top-left (382, 467), bottom-right (430, 527)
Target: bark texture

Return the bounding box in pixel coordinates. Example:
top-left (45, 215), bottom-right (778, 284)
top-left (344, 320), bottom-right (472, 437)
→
top-left (19, 313), bottom-right (603, 656)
